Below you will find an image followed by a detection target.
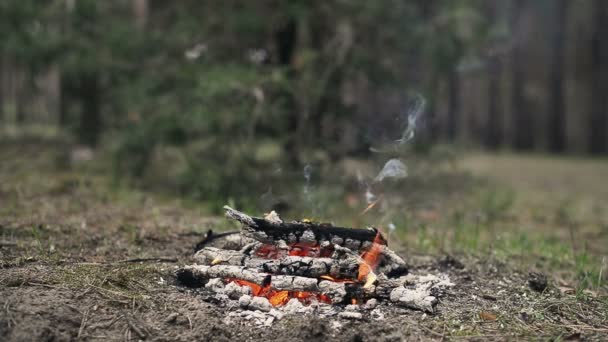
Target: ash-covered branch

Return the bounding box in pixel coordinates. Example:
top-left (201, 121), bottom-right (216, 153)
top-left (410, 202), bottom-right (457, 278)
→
top-left (194, 247), bottom-right (361, 279)
top-left (177, 264), bottom-right (350, 303)
top-left (224, 206), bottom-right (385, 249)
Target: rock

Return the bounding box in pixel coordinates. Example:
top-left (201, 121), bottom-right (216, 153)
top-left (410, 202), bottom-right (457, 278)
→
top-left (225, 282), bottom-right (251, 299)
top-left (339, 311), bottom-right (363, 320)
top-left (269, 309), bottom-right (284, 320)
top-left (316, 303), bottom-right (338, 317)
top-left (389, 286), bottom-right (437, 313)
top-left (370, 308), bottom-right (385, 321)
top-left (239, 295), bottom-right (252, 308)
top-left (528, 272), bottom-right (548, 292)
top-left (437, 255), bottom-right (464, 270)
top-left (205, 278), bottom-right (225, 292)
top-left (264, 316), bottom-right (275, 327)
top-left (363, 299), bottom-right (377, 310)
top-left (249, 296), bottom-right (272, 312)
top-left (283, 298), bottom-right (313, 315)
top-left (165, 313), bottom-right (179, 324)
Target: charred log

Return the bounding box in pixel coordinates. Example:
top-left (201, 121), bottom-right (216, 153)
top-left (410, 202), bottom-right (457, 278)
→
top-left (179, 264), bottom-right (349, 303)
top-left (194, 247), bottom-right (361, 279)
top-left (193, 229), bottom-right (243, 252)
top-left (224, 206), bottom-right (385, 248)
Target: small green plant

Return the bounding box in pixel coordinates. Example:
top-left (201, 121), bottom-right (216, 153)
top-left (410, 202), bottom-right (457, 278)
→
top-left (479, 188), bottom-right (515, 223)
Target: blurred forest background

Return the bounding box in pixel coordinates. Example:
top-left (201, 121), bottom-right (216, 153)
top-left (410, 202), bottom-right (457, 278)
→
top-left (1, 0), bottom-right (607, 211)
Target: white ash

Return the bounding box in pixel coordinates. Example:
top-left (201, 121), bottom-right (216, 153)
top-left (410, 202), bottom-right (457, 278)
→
top-left (300, 230), bottom-right (316, 244)
top-left (264, 211), bottom-right (282, 224)
top-left (238, 294), bottom-right (252, 308)
top-left (198, 270), bottom-right (454, 326)
top-left (249, 296), bottom-right (272, 312)
top-left (338, 311), bottom-right (363, 320)
top-left (204, 278), bottom-right (225, 292)
top-left (387, 273), bottom-right (454, 313)
top-left (315, 303), bottom-right (339, 318)
top-left (282, 298), bottom-right (313, 315)
top-left (390, 287), bottom-right (437, 313)
top-left (330, 236), bottom-right (344, 245)
top-left (370, 308), bottom-right (385, 321)
top-left (344, 304), bottom-right (360, 311)
top-left (363, 298), bottom-right (377, 310)
top-left (224, 281), bottom-right (251, 299)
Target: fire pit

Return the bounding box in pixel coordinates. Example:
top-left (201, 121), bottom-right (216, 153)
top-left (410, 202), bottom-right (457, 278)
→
top-left (177, 206), bottom-right (453, 324)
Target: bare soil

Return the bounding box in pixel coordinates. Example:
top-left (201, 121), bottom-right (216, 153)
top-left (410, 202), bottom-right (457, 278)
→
top-left (1, 143), bottom-right (607, 341)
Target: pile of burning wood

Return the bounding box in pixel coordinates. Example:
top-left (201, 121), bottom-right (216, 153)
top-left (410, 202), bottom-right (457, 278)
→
top-left (177, 206), bottom-right (452, 315)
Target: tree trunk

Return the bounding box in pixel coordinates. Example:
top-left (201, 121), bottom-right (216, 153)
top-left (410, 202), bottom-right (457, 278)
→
top-left (590, 0), bottom-right (608, 154)
top-left (486, 55), bottom-right (503, 149)
top-left (483, 1), bottom-right (504, 149)
top-left (275, 18), bottom-right (299, 166)
top-left (133, 0), bottom-right (148, 30)
top-left (511, 0), bottom-right (534, 151)
top-left (446, 69), bottom-right (460, 141)
top-left (548, 0), bottom-right (568, 153)
top-left (15, 68), bottom-right (27, 125)
top-left (0, 57), bottom-right (4, 123)
top-left (58, 72), bottom-right (69, 127)
top-left (77, 72), bottom-right (101, 147)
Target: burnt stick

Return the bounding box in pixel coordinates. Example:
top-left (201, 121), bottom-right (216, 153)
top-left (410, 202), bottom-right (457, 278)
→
top-left (194, 247), bottom-right (361, 279)
top-left (224, 206), bottom-right (386, 247)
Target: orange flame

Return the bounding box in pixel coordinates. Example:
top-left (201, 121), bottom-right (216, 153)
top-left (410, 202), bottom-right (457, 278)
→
top-left (229, 229), bottom-right (387, 307)
top-left (357, 231), bottom-right (384, 283)
top-left (320, 275), bottom-right (356, 283)
top-left (360, 195), bottom-right (384, 216)
top-left (268, 291), bottom-right (290, 306)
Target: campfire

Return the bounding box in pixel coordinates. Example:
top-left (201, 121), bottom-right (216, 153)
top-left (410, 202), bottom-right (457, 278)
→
top-left (177, 206), bottom-right (453, 321)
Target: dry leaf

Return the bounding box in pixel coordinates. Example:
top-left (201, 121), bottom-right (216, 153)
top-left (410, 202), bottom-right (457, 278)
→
top-left (558, 286), bottom-right (575, 295)
top-left (479, 311), bottom-right (497, 321)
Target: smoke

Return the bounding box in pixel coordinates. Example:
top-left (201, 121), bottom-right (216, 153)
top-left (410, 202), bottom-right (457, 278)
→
top-left (370, 92), bottom-right (426, 153)
top-left (303, 164), bottom-right (312, 194)
top-left (374, 159), bottom-right (408, 183)
top-left (396, 93), bottom-right (426, 145)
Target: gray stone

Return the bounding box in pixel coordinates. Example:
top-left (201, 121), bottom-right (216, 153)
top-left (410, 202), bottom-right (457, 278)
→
top-left (363, 298), bottom-right (377, 310)
top-left (239, 294), bottom-right (252, 308)
top-left (249, 296), bottom-right (272, 312)
top-left (204, 278), bottom-right (225, 292)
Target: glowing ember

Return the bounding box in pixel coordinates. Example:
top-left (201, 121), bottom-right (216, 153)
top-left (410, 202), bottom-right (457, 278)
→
top-left (255, 242), bottom-right (334, 259)
top-left (223, 218), bottom-right (390, 307)
top-left (268, 291), bottom-right (290, 306)
top-left (226, 279), bottom-right (331, 306)
top-left (319, 275), bottom-right (356, 283)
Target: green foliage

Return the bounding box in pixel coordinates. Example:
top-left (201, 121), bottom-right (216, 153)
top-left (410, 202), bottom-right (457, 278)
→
top-left (0, 0), bottom-right (498, 203)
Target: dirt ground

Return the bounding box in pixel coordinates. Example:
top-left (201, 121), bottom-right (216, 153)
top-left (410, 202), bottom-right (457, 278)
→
top-left (1, 143), bottom-right (607, 341)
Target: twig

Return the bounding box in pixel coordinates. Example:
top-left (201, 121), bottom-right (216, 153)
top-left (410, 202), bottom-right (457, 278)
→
top-left (0, 240), bottom-right (17, 247)
top-left (116, 257), bottom-right (178, 264)
top-left (187, 314), bottom-right (193, 330)
top-left (77, 307), bottom-right (90, 338)
top-left (26, 282), bottom-right (68, 290)
top-left (417, 324), bottom-right (445, 338)
top-left (70, 257), bottom-right (178, 266)
top-left (87, 284), bottom-right (134, 300)
top-left (123, 313), bottom-right (148, 339)
top-left (194, 229), bottom-right (240, 252)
